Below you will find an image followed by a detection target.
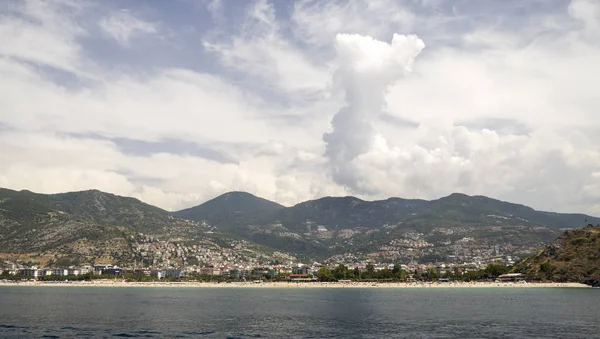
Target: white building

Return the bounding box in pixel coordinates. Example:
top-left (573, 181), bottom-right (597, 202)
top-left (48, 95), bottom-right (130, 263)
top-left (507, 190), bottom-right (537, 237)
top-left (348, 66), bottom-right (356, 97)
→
top-left (20, 268), bottom-right (40, 278)
top-left (67, 269), bottom-right (80, 276)
top-left (52, 269), bottom-right (69, 276)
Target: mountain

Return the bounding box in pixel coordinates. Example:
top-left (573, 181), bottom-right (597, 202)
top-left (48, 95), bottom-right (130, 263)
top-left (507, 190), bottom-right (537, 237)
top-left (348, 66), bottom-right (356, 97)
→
top-left (0, 188), bottom-right (288, 268)
top-left (0, 188), bottom-right (188, 251)
top-left (276, 196), bottom-right (430, 230)
top-left (514, 225), bottom-right (600, 286)
top-left (174, 191), bottom-right (285, 231)
top-left (173, 192), bottom-right (329, 260)
top-left (3, 187), bottom-right (599, 266)
top-left (425, 193), bottom-right (597, 229)
top-left (175, 192), bottom-right (600, 261)
top-left (275, 193), bottom-right (600, 231)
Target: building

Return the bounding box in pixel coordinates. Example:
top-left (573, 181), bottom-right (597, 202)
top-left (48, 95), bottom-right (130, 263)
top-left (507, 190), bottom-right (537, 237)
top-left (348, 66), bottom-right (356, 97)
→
top-left (133, 269), bottom-right (151, 276)
top-left (20, 268), bottom-right (40, 278)
top-left (289, 274), bottom-right (317, 282)
top-left (199, 267), bottom-right (220, 276)
top-left (151, 270), bottom-right (166, 279)
top-left (67, 269), bottom-right (80, 276)
top-left (497, 273), bottom-right (524, 282)
top-left (101, 268), bottom-right (123, 276)
top-left (292, 266), bottom-right (309, 275)
top-left (164, 269), bottom-right (183, 279)
top-left (80, 266), bottom-right (93, 275)
top-left (52, 269), bottom-right (69, 276)
top-left (38, 269), bottom-right (53, 277)
top-left (94, 264), bottom-right (119, 275)
top-left (228, 269), bottom-right (240, 279)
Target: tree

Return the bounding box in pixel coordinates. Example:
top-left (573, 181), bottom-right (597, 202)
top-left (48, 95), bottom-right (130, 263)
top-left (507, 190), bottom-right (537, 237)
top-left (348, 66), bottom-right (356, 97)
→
top-left (363, 264), bottom-right (375, 279)
top-left (395, 269), bottom-right (407, 281)
top-left (353, 267), bottom-right (360, 280)
top-left (379, 268), bottom-right (393, 280)
top-left (333, 264), bottom-right (348, 280)
top-left (484, 264), bottom-right (510, 278)
top-left (540, 262), bottom-right (555, 280)
top-left (316, 267), bottom-right (334, 282)
top-left (426, 268), bottom-right (438, 281)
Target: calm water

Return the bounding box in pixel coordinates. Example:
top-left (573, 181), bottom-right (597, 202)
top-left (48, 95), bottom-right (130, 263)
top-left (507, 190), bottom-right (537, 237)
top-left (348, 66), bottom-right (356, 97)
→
top-left (1, 287), bottom-right (599, 338)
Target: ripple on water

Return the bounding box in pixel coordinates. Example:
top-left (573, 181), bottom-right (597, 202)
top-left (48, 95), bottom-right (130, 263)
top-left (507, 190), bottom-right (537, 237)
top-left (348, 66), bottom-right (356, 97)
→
top-left (1, 287), bottom-right (599, 338)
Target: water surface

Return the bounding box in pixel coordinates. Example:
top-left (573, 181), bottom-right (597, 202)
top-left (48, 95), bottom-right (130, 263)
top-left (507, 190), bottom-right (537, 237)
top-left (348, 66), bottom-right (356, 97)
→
top-left (1, 286), bottom-right (599, 338)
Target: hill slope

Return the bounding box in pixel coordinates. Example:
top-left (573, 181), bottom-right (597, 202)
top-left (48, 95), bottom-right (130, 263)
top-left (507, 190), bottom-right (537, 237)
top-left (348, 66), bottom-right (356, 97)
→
top-left (263, 193), bottom-right (598, 233)
top-left (0, 188), bottom-right (194, 252)
top-left (514, 225), bottom-right (600, 286)
top-left (174, 192), bottom-right (599, 261)
top-left (0, 188), bottom-right (289, 267)
top-left (178, 192), bottom-right (599, 235)
top-left (174, 191), bottom-right (284, 230)
top-left (173, 192), bottom-right (330, 259)
top-left (277, 196), bottom-right (429, 229)
top-left (3, 187), bottom-right (599, 264)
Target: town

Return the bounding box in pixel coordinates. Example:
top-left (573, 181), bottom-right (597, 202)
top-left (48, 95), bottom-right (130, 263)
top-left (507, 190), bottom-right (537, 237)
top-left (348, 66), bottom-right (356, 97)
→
top-left (1, 257), bottom-right (514, 283)
top-left (1, 226), bottom-right (528, 283)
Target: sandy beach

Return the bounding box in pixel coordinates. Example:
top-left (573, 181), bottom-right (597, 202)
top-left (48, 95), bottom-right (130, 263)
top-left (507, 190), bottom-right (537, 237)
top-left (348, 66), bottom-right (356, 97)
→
top-left (0, 280), bottom-right (590, 288)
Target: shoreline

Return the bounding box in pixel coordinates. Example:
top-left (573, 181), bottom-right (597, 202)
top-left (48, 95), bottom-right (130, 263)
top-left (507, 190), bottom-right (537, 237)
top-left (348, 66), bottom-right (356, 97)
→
top-left (0, 281), bottom-right (590, 288)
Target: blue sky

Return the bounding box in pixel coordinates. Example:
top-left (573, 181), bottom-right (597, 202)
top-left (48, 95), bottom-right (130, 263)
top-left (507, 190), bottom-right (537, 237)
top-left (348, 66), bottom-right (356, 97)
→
top-left (0, 0), bottom-right (599, 215)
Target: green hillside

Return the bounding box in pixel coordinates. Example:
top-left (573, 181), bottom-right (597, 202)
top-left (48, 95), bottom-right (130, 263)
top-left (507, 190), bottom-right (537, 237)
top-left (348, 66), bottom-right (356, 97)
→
top-left (514, 225), bottom-right (600, 286)
top-left (2, 187), bottom-right (599, 265)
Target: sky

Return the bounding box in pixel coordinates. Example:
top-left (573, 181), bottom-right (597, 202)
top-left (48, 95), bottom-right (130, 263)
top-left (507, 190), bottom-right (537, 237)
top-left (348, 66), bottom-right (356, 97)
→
top-left (0, 0), bottom-right (599, 214)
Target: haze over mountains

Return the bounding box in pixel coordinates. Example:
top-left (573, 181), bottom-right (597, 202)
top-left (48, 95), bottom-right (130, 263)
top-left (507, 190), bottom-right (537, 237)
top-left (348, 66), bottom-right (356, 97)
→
top-left (1, 187), bottom-right (598, 266)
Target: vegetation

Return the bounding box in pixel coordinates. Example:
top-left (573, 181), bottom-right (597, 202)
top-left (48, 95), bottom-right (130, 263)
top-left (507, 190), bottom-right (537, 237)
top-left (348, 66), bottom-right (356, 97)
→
top-left (1, 262), bottom-right (517, 284)
top-left (2, 187), bottom-right (599, 266)
top-left (311, 263), bottom-right (512, 282)
top-left (0, 188), bottom-right (256, 266)
top-left (513, 225), bottom-right (600, 286)
top-left (174, 191), bottom-right (284, 231)
top-left (172, 189), bottom-right (598, 260)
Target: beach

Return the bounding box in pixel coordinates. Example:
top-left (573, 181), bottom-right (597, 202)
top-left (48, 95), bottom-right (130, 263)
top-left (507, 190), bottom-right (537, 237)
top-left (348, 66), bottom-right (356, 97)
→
top-left (0, 280), bottom-right (589, 288)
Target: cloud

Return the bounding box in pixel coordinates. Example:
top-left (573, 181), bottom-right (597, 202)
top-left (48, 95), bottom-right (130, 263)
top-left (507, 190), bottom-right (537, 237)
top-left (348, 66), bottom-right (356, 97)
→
top-left (203, 0), bottom-right (329, 94)
top-left (99, 9), bottom-right (157, 46)
top-left (291, 0), bottom-right (416, 46)
top-left (205, 0), bottom-right (225, 23)
top-left (455, 118), bottom-right (530, 136)
top-left (0, 1), bottom-right (332, 210)
top-left (0, 0), bottom-right (87, 75)
top-left (568, 0), bottom-right (600, 33)
top-left (111, 137), bottom-right (238, 164)
top-left (68, 134), bottom-right (239, 164)
top-left (1, 0), bottom-right (600, 216)
top-left (323, 33), bottom-right (425, 193)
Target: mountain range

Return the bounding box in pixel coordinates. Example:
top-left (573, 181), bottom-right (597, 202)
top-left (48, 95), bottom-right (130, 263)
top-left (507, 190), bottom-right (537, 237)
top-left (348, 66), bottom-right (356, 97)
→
top-left (1, 187), bottom-right (598, 266)
top-left (177, 191), bottom-right (597, 231)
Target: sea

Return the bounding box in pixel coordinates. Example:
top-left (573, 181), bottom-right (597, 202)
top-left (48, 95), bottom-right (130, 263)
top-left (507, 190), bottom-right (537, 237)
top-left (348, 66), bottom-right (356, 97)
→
top-left (1, 286), bottom-right (599, 338)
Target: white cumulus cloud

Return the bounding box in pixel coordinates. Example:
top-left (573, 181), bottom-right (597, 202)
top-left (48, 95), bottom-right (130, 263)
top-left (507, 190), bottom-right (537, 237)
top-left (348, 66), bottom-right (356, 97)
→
top-left (324, 33), bottom-right (425, 192)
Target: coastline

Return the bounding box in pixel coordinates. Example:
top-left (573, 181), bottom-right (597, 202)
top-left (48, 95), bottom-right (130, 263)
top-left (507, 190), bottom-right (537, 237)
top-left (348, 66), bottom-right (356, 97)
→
top-left (0, 281), bottom-right (589, 288)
